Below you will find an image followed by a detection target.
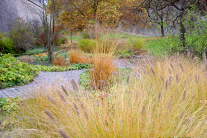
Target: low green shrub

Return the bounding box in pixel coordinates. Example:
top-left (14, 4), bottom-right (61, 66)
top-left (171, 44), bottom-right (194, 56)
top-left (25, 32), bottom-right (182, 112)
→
top-left (24, 47), bottom-right (47, 55)
top-left (9, 18), bottom-right (35, 53)
top-left (33, 55), bottom-right (49, 62)
top-left (55, 37), bottom-right (63, 46)
top-left (33, 63), bottom-right (93, 72)
top-left (78, 39), bottom-right (114, 53)
top-left (0, 54), bottom-right (39, 88)
top-left (0, 97), bottom-right (20, 113)
top-left (79, 71), bottom-right (90, 89)
top-left (55, 35), bottom-right (67, 46)
top-left (0, 37), bottom-right (14, 54)
top-left (24, 47), bottom-right (61, 56)
top-left (127, 38), bottom-right (145, 52)
top-left (78, 39), bottom-right (96, 53)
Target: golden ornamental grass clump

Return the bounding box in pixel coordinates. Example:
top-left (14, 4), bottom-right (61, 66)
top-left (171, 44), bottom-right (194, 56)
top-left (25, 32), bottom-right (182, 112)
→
top-left (90, 54), bottom-right (117, 89)
top-left (53, 56), bottom-right (67, 66)
top-left (13, 54), bottom-right (207, 138)
top-left (69, 50), bottom-right (92, 64)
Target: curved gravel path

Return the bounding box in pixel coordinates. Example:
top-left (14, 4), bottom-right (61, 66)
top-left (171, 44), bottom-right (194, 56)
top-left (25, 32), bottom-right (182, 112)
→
top-left (0, 60), bottom-right (133, 98)
top-left (0, 70), bottom-right (85, 98)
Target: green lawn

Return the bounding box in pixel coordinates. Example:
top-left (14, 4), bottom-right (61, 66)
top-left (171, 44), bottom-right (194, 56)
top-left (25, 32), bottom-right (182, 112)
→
top-left (145, 38), bottom-right (168, 56)
top-left (65, 34), bottom-right (83, 42)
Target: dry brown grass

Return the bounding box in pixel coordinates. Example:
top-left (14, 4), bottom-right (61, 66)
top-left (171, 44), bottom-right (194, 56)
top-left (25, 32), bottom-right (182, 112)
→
top-left (19, 55), bottom-right (35, 62)
top-left (37, 53), bottom-right (47, 57)
top-left (90, 54), bottom-right (117, 89)
top-left (69, 49), bottom-right (117, 89)
top-left (53, 56), bottom-right (67, 66)
top-left (69, 51), bottom-right (92, 64)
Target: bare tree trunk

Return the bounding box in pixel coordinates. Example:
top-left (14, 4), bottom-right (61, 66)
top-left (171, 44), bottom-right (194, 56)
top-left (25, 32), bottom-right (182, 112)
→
top-left (43, 0), bottom-right (53, 64)
top-left (71, 30), bottom-right (73, 43)
top-left (179, 0), bottom-right (186, 48)
top-left (47, 0), bottom-right (55, 64)
top-left (48, 44), bottom-right (54, 64)
top-left (160, 9), bottom-right (165, 37)
top-left (160, 15), bottom-right (164, 37)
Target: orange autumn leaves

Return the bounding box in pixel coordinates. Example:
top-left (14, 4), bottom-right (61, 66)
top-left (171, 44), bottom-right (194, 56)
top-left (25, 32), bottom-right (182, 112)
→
top-left (47, 0), bottom-right (147, 29)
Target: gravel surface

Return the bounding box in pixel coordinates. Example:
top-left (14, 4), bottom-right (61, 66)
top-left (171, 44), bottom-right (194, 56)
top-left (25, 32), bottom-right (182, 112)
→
top-left (0, 70), bottom-right (85, 98)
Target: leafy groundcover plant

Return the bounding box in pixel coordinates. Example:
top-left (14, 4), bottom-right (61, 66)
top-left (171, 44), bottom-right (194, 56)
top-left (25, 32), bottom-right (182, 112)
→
top-left (12, 54), bottom-right (207, 137)
top-left (0, 54), bottom-right (39, 88)
top-left (0, 54), bottom-right (93, 88)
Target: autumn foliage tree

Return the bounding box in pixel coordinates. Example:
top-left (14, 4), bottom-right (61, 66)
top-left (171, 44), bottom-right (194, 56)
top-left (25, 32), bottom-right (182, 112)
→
top-left (49, 0), bottom-right (123, 37)
top-left (119, 0), bottom-right (148, 28)
top-left (56, 0), bottom-right (87, 42)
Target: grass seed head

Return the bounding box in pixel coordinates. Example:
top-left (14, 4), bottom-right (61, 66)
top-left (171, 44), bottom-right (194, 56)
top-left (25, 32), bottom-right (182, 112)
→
top-left (62, 86), bottom-right (69, 96)
top-left (47, 94), bottom-right (56, 105)
top-left (58, 91), bottom-right (67, 103)
top-left (58, 129), bottom-right (70, 138)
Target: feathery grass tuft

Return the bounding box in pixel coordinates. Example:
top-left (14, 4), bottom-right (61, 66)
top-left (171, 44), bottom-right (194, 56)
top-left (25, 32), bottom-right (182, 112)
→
top-left (13, 55), bottom-right (207, 137)
top-left (53, 56), bottom-right (67, 66)
top-left (69, 51), bottom-right (91, 64)
top-left (90, 54), bottom-right (117, 89)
